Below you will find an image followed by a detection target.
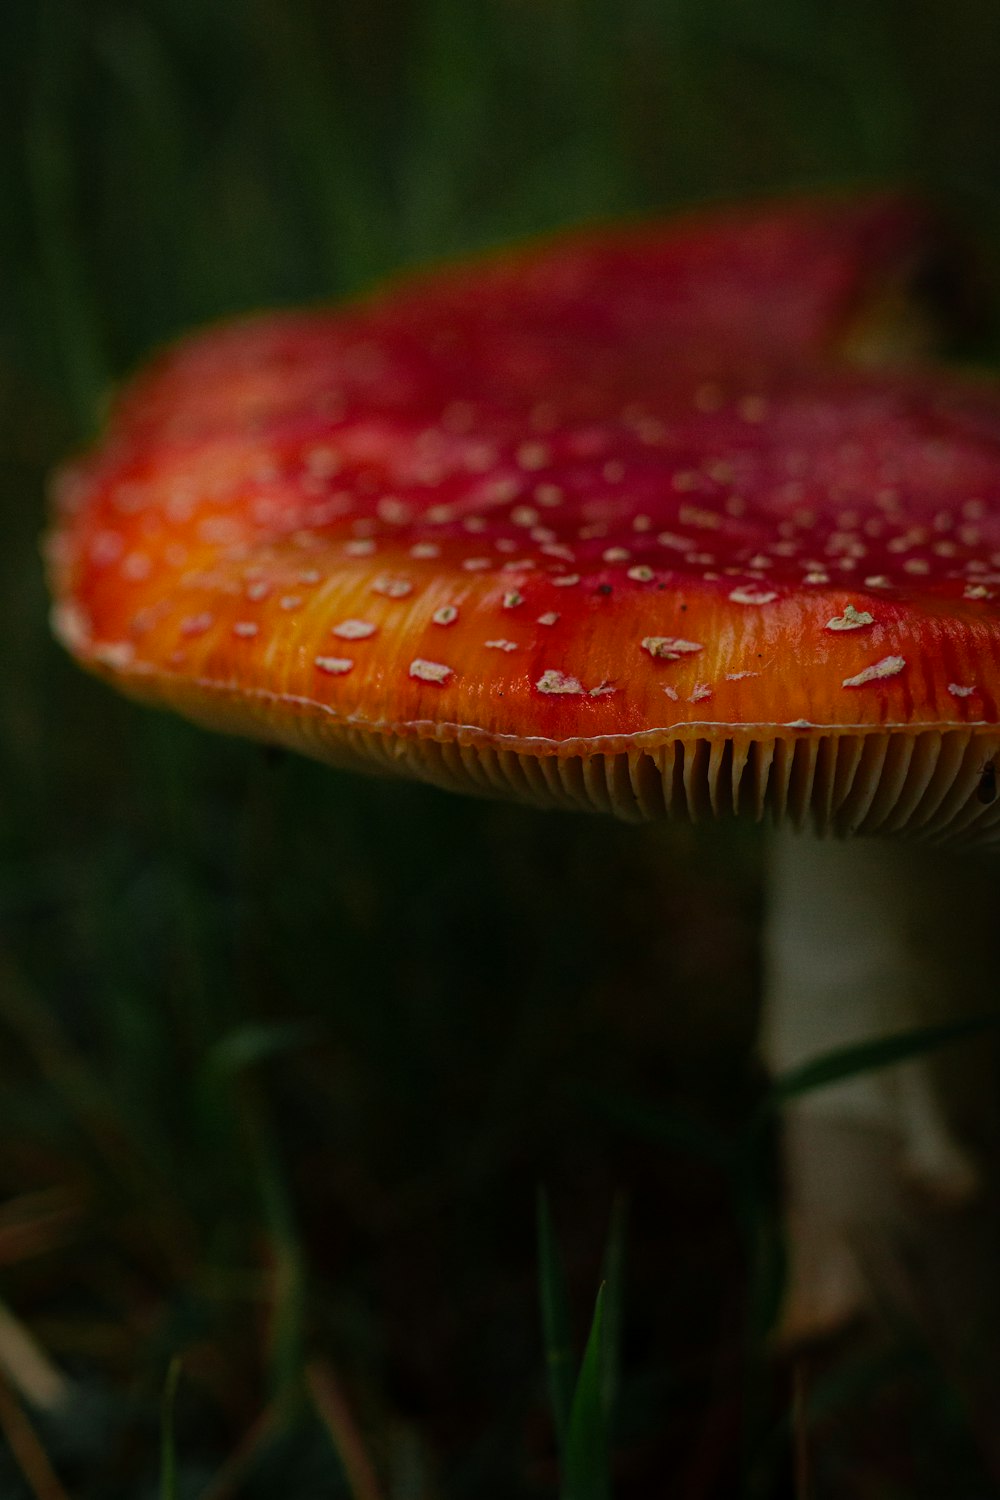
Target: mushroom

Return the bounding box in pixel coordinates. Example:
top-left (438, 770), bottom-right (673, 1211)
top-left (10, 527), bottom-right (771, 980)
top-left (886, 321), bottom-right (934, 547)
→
top-left (48, 190), bottom-right (1000, 1344)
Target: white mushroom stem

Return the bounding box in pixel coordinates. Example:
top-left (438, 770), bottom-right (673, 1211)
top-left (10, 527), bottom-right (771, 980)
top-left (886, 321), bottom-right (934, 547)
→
top-left (761, 828), bottom-right (999, 1341)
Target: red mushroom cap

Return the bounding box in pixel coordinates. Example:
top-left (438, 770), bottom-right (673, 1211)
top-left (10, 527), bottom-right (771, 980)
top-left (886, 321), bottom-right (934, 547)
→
top-left (48, 192), bottom-right (1000, 837)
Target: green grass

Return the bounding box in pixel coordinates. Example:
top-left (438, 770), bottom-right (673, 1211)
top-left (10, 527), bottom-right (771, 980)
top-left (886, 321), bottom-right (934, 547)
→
top-left (538, 1192), bottom-right (626, 1496)
top-left (4, 1), bottom-right (1000, 1495)
top-left (160, 1357), bottom-right (182, 1500)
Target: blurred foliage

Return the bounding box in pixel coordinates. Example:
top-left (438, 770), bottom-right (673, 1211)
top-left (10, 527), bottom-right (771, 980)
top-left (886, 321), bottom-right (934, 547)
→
top-left (3, 1), bottom-right (1000, 1495)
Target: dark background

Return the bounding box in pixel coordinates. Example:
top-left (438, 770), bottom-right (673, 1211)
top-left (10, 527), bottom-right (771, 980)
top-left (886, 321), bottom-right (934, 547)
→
top-left (3, 3), bottom-right (1000, 1496)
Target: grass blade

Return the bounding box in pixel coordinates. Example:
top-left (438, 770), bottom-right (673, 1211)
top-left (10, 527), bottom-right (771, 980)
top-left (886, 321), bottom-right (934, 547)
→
top-left (587, 1088), bottom-right (734, 1167)
top-left (599, 1195), bottom-right (627, 1424)
top-left (256, 1125), bottom-right (306, 1410)
top-left (0, 1370), bottom-right (71, 1500)
top-left (203, 1021), bottom-right (322, 1080)
top-left (160, 1356), bottom-right (182, 1500)
top-left (26, 0), bottom-right (109, 436)
top-left (307, 1360), bottom-right (385, 1500)
top-left (562, 1285), bottom-right (610, 1500)
top-left (537, 1188), bottom-right (574, 1459)
top-left (767, 1012), bottom-right (1000, 1107)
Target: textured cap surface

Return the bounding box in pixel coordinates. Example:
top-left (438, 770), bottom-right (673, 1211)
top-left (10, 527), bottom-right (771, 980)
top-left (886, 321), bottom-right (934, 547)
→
top-left (49, 193), bottom-right (1000, 836)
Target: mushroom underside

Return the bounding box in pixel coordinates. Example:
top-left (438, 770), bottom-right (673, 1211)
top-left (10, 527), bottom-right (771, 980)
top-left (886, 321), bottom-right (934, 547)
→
top-left (105, 665), bottom-right (1000, 838)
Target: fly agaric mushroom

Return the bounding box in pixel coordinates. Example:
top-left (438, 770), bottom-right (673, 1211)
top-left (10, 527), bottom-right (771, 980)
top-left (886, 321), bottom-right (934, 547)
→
top-left (48, 191), bottom-right (1000, 1338)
